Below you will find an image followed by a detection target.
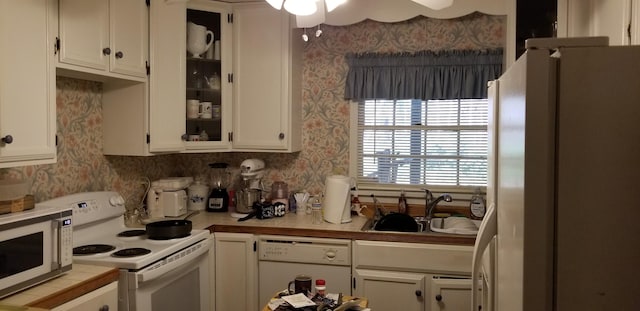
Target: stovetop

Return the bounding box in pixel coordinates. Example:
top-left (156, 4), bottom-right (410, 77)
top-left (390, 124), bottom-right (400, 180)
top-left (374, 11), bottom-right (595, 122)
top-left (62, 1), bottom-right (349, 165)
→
top-left (71, 227), bottom-right (210, 270)
top-left (36, 191), bottom-right (210, 270)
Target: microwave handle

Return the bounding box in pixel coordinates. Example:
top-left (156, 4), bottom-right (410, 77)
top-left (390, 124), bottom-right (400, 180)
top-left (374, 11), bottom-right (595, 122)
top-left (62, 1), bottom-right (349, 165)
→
top-left (52, 219), bottom-right (62, 269)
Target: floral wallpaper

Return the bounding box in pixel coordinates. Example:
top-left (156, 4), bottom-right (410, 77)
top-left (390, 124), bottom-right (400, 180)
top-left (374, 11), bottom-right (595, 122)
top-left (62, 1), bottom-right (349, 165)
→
top-left (0, 13), bottom-right (504, 212)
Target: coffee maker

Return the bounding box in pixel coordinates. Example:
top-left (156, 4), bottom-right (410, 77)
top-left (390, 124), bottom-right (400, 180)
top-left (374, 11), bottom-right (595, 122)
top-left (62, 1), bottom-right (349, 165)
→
top-left (235, 159), bottom-right (265, 214)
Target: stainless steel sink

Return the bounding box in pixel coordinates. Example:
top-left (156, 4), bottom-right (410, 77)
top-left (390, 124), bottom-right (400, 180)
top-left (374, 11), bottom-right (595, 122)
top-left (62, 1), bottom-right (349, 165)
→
top-left (360, 214), bottom-right (427, 233)
top-left (361, 215), bottom-right (482, 236)
top-left (429, 217), bottom-right (482, 235)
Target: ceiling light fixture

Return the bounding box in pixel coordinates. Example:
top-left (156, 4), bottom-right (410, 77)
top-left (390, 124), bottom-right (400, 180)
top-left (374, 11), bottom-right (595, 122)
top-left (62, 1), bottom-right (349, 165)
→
top-left (302, 28), bottom-right (309, 41)
top-left (410, 0), bottom-right (454, 10)
top-left (315, 24), bottom-right (323, 37)
top-left (266, 0), bottom-right (346, 17)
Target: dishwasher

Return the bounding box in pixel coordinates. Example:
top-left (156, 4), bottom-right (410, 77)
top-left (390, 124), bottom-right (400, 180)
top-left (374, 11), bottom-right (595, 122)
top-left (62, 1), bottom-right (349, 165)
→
top-left (258, 235), bottom-right (352, 306)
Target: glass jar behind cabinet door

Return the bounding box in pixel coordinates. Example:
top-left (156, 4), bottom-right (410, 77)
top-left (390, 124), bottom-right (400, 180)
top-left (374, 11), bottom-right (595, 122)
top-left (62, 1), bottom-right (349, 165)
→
top-left (185, 4), bottom-right (227, 147)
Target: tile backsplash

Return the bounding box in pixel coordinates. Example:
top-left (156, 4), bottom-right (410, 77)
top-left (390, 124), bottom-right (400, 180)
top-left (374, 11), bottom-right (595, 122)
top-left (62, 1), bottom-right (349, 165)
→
top-left (1, 13), bottom-right (504, 210)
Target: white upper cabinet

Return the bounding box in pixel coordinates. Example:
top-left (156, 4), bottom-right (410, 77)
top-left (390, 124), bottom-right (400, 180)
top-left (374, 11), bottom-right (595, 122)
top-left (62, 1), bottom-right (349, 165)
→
top-left (148, 0), bottom-right (233, 154)
top-left (56, 0), bottom-right (148, 81)
top-left (0, 0), bottom-right (57, 167)
top-left (232, 3), bottom-right (302, 152)
top-left (558, 0), bottom-right (640, 45)
top-left (148, 0), bottom-right (187, 153)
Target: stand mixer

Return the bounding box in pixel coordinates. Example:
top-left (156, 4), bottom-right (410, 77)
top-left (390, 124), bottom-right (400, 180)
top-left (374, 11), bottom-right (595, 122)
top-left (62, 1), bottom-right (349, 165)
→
top-left (235, 159), bottom-right (265, 214)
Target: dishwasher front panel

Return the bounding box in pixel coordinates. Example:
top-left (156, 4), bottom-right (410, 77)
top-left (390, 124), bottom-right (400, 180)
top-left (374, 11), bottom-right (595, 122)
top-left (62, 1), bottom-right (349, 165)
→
top-left (257, 235), bottom-right (352, 306)
top-left (258, 261), bottom-right (351, 306)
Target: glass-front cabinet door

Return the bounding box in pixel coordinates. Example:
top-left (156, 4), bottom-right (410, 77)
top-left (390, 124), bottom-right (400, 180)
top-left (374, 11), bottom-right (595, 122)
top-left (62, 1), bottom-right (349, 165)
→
top-left (184, 2), bottom-right (231, 150)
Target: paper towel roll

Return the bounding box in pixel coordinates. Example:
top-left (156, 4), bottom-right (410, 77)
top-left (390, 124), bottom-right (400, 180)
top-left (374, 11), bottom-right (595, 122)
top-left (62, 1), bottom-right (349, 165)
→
top-left (323, 175), bottom-right (352, 224)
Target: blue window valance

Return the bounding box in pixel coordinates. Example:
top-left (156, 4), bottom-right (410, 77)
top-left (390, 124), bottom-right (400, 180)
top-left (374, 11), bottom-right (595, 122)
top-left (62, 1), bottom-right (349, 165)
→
top-left (344, 49), bottom-right (503, 101)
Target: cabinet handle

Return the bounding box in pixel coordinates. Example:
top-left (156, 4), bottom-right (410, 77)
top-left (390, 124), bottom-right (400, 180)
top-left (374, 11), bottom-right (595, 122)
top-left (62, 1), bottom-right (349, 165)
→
top-left (102, 47), bottom-right (111, 55)
top-left (415, 290), bottom-right (422, 297)
top-left (99, 305), bottom-right (109, 311)
top-left (1, 135), bottom-right (13, 144)
top-left (278, 133), bottom-right (285, 140)
top-left (115, 51), bottom-right (124, 59)
top-left (435, 294), bottom-right (442, 301)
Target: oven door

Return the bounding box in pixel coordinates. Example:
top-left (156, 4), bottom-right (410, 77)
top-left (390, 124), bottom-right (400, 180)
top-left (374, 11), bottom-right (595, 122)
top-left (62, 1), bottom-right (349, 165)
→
top-left (120, 237), bottom-right (212, 311)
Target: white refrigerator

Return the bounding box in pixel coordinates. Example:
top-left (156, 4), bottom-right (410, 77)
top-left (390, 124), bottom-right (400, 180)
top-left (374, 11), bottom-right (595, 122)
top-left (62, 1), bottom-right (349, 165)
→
top-left (472, 37), bottom-right (640, 311)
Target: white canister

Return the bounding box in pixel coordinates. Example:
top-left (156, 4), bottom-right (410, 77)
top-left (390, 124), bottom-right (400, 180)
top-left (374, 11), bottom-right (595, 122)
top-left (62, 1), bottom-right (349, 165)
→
top-left (188, 181), bottom-right (210, 211)
top-left (187, 99), bottom-right (200, 119)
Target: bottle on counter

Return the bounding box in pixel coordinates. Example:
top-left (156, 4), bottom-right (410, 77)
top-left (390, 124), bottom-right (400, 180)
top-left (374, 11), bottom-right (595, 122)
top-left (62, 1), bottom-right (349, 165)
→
top-left (398, 190), bottom-right (408, 214)
top-left (311, 196), bottom-right (323, 224)
top-left (270, 181), bottom-right (289, 212)
top-left (351, 190), bottom-right (361, 215)
top-left (469, 188), bottom-right (486, 220)
top-left (315, 279), bottom-right (326, 297)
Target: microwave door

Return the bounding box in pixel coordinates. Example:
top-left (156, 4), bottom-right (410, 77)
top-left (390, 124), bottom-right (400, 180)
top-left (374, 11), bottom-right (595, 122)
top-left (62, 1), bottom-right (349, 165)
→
top-left (0, 209), bottom-right (72, 298)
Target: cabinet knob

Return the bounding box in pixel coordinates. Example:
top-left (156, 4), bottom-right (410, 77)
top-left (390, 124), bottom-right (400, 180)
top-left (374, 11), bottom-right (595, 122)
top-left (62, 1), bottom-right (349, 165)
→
top-left (415, 290), bottom-right (422, 297)
top-left (435, 294), bottom-right (442, 301)
top-left (99, 305), bottom-right (109, 311)
top-left (1, 135), bottom-right (13, 144)
top-left (278, 133), bottom-right (285, 140)
top-left (102, 47), bottom-right (111, 55)
top-left (115, 51), bottom-right (124, 59)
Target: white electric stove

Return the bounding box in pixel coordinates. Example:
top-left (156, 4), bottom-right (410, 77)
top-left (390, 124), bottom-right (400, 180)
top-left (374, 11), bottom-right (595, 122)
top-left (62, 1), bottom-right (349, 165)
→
top-left (36, 191), bottom-right (213, 311)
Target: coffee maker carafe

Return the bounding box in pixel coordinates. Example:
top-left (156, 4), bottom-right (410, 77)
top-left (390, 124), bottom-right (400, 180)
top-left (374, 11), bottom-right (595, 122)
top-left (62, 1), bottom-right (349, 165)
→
top-left (235, 159), bottom-right (265, 214)
top-left (207, 163), bottom-right (230, 212)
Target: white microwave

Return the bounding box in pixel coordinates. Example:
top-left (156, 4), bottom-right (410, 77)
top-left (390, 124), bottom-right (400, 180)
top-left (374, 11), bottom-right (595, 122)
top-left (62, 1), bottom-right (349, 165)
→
top-left (0, 206), bottom-right (73, 298)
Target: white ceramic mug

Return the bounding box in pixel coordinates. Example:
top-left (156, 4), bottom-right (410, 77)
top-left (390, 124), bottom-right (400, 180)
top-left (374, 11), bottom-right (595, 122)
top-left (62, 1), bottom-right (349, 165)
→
top-left (186, 99), bottom-right (200, 119)
top-left (200, 101), bottom-right (213, 119)
top-left (188, 135), bottom-right (200, 141)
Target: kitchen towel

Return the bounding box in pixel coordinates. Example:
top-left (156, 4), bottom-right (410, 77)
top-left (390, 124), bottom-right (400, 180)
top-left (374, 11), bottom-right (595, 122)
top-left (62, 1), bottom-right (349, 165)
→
top-left (323, 175), bottom-right (352, 224)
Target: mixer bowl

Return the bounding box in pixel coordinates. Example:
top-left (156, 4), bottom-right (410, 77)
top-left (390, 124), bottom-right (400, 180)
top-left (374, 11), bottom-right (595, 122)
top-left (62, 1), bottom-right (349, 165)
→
top-left (236, 189), bottom-right (262, 213)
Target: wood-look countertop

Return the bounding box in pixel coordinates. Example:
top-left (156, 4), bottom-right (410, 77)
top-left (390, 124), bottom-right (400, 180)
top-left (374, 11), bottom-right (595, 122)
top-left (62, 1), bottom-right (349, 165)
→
top-left (0, 264), bottom-right (119, 310)
top-left (188, 211), bottom-right (476, 246)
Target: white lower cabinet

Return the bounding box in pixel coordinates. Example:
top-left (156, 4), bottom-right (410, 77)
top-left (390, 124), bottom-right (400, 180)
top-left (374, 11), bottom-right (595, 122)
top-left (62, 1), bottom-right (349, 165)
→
top-left (430, 277), bottom-right (473, 311)
top-left (352, 240), bottom-right (474, 311)
top-left (214, 232), bottom-right (257, 311)
top-left (353, 269), bottom-right (426, 311)
top-left (51, 281), bottom-right (118, 311)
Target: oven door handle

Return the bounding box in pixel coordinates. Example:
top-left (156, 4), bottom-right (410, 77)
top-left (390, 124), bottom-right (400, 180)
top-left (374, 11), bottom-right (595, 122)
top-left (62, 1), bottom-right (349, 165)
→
top-left (136, 238), bottom-right (212, 284)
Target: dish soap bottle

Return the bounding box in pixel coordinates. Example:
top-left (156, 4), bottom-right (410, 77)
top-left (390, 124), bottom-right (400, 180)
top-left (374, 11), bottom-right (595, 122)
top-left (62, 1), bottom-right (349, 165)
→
top-left (398, 190), bottom-right (408, 214)
top-left (469, 188), bottom-right (486, 219)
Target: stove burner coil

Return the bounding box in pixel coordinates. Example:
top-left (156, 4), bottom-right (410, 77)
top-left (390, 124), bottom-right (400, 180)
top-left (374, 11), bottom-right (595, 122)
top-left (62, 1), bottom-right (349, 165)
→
top-left (73, 244), bottom-right (116, 255)
top-left (111, 248), bottom-right (152, 258)
top-left (117, 229), bottom-right (147, 237)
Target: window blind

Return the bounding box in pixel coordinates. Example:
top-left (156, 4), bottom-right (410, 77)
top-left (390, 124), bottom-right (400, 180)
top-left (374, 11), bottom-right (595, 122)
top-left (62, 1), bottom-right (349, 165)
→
top-left (357, 99), bottom-right (488, 189)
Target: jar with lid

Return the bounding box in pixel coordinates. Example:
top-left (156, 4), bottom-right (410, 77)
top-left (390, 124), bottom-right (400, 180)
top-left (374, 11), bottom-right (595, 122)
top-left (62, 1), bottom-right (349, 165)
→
top-left (270, 181), bottom-right (289, 211)
top-left (315, 279), bottom-right (326, 297)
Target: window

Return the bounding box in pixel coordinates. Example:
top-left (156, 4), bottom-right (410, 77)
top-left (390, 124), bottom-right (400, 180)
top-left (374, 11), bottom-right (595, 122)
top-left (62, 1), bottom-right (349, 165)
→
top-left (352, 99), bottom-right (488, 192)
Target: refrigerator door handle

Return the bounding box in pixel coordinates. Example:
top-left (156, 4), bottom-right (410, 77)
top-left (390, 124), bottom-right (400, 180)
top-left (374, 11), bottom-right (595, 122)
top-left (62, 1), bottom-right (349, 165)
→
top-left (471, 202), bottom-right (497, 311)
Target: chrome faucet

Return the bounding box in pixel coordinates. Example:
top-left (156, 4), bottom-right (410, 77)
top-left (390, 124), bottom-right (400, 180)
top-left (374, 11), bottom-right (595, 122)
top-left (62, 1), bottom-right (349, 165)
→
top-left (424, 189), bottom-right (452, 230)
